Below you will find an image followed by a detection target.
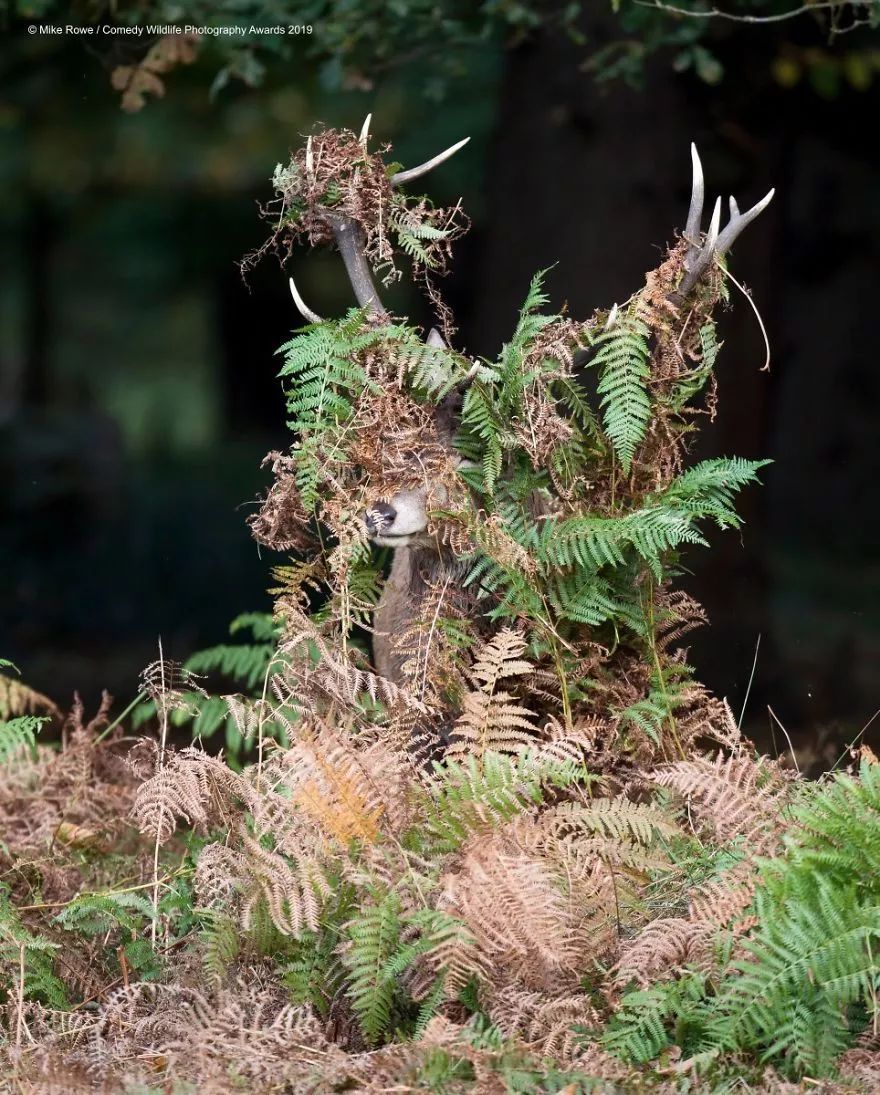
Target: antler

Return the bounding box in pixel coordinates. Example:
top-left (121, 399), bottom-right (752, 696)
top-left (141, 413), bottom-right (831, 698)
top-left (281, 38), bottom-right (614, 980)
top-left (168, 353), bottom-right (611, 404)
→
top-left (289, 277), bottom-right (322, 324)
top-left (675, 143), bottom-right (775, 300)
top-left (288, 118), bottom-right (469, 325)
top-left (389, 137), bottom-right (470, 188)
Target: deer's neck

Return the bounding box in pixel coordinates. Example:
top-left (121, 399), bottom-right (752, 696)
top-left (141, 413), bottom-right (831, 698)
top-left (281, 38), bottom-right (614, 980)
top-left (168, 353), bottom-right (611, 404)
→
top-left (373, 543), bottom-right (453, 684)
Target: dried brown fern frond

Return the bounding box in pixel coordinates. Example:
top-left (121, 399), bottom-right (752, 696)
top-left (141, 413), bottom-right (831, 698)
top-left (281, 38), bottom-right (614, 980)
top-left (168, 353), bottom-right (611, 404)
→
top-left (249, 450), bottom-right (315, 552)
top-left (140, 656), bottom-right (201, 706)
top-left (574, 1039), bottom-right (645, 1083)
top-left (505, 316), bottom-right (594, 475)
top-left (0, 672), bottom-right (61, 721)
top-left (61, 689), bottom-right (114, 743)
top-left (162, 980), bottom-right (328, 1087)
top-left (665, 670), bottom-right (743, 753)
top-left (0, 692), bottom-right (137, 857)
top-left (623, 241), bottom-right (724, 493)
top-left (0, 1003), bottom-right (94, 1091)
top-left (249, 125), bottom-right (395, 270)
top-left (611, 855), bottom-right (760, 992)
top-left (277, 605), bottom-right (425, 717)
top-left (687, 858), bottom-right (759, 928)
top-left (292, 1015), bottom-right (470, 1094)
top-left (541, 797), bottom-right (680, 849)
top-left (384, 573), bottom-right (474, 711)
top-left (612, 916), bottom-right (715, 989)
top-left (654, 587), bottom-right (709, 654)
top-left (522, 726), bottom-right (601, 782)
top-left (290, 744), bottom-right (385, 845)
top-left (654, 751), bottom-right (792, 853)
top-left (132, 746), bottom-right (251, 842)
top-left (488, 985), bottom-right (600, 1064)
top-left (411, 910), bottom-right (492, 999)
top-left (269, 724), bottom-right (414, 846)
top-left (348, 386), bottom-right (461, 496)
top-left (247, 124), bottom-right (466, 297)
top-left (237, 832), bottom-right (330, 937)
top-left (28, 978), bottom-right (328, 1092)
top-left (839, 1047), bottom-right (880, 1089)
top-left (438, 828), bottom-right (577, 991)
top-left (447, 629), bottom-right (541, 760)
top-left (474, 515), bottom-right (539, 581)
top-left (192, 840), bottom-right (244, 912)
top-left (531, 798), bottom-right (678, 906)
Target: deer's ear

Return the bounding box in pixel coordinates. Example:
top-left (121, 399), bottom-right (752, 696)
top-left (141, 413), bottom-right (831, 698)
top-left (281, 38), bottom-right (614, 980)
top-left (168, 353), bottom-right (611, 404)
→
top-left (426, 327), bottom-right (447, 348)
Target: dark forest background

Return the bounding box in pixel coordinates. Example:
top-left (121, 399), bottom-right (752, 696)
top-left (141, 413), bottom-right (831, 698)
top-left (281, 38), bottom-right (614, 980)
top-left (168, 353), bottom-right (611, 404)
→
top-left (1, 1), bottom-right (878, 759)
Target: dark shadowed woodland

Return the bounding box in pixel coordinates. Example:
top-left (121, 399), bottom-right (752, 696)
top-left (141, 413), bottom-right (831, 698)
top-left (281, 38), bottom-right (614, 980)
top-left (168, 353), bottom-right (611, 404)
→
top-left (1, 2), bottom-right (880, 1091)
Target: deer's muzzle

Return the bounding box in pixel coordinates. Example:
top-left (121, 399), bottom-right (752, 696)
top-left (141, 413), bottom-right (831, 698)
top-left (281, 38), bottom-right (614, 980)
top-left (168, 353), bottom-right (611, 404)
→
top-left (364, 488), bottom-right (435, 545)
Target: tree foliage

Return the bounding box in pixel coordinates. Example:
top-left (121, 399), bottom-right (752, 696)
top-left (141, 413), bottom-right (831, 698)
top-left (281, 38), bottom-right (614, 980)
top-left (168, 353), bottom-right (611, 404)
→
top-left (12, 0), bottom-right (879, 107)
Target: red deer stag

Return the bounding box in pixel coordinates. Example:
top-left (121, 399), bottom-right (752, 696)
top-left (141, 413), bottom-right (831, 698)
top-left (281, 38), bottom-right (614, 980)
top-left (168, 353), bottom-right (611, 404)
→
top-left (286, 123), bottom-right (774, 696)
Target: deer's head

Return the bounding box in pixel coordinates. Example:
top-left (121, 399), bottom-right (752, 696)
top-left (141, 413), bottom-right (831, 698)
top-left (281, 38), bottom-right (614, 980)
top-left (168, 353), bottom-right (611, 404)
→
top-left (285, 117), bottom-right (476, 552)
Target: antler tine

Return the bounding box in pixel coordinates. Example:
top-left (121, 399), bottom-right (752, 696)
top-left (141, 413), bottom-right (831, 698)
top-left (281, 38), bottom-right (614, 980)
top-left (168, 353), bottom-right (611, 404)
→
top-left (425, 325), bottom-right (480, 389)
top-left (684, 142), bottom-right (704, 257)
top-left (289, 276), bottom-right (323, 324)
top-left (305, 135), bottom-right (314, 179)
top-left (715, 187), bottom-right (775, 257)
top-left (359, 113), bottom-right (372, 148)
top-left (705, 194), bottom-right (721, 252)
top-left (678, 195), bottom-right (721, 297)
top-left (390, 136), bottom-right (470, 187)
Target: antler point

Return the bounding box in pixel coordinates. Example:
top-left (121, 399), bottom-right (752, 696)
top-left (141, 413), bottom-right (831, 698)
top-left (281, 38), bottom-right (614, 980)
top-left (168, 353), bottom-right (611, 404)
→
top-left (390, 136), bottom-right (471, 187)
top-left (289, 275), bottom-right (323, 325)
top-left (359, 113), bottom-right (372, 146)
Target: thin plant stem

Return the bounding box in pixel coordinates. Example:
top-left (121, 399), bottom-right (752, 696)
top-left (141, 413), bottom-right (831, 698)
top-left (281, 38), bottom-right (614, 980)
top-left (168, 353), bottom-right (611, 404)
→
top-left (95, 690), bottom-right (147, 744)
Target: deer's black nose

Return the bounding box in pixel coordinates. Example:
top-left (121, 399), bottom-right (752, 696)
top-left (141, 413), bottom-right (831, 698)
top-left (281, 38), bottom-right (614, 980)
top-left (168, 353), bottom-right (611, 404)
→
top-left (365, 502), bottom-right (397, 534)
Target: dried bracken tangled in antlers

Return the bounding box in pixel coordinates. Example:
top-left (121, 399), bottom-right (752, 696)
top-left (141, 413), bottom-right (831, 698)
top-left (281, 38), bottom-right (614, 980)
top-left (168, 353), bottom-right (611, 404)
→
top-left (244, 121), bottom-right (468, 297)
top-left (347, 387), bottom-right (466, 526)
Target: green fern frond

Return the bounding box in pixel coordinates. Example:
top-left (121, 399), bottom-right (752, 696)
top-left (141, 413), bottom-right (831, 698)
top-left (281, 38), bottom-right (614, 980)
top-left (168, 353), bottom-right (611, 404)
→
top-left (706, 762), bottom-right (880, 1077)
top-left (56, 891), bottom-right (155, 936)
top-left (661, 458), bottom-right (771, 530)
top-left (415, 752), bottom-right (545, 854)
top-left (462, 385), bottom-right (505, 493)
top-left (591, 310), bottom-right (651, 473)
top-left (199, 911), bottom-right (240, 984)
top-left (0, 892), bottom-right (67, 1008)
top-left (390, 212), bottom-right (452, 265)
top-left (699, 320), bottom-right (721, 370)
top-left (0, 715), bottom-right (47, 762)
top-left (185, 643), bottom-right (277, 692)
top-left (617, 695), bottom-right (669, 746)
top-left (344, 888), bottom-right (403, 1044)
top-left (497, 269), bottom-right (557, 377)
top-left (548, 573), bottom-right (626, 627)
top-left (604, 973), bottom-right (713, 1065)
